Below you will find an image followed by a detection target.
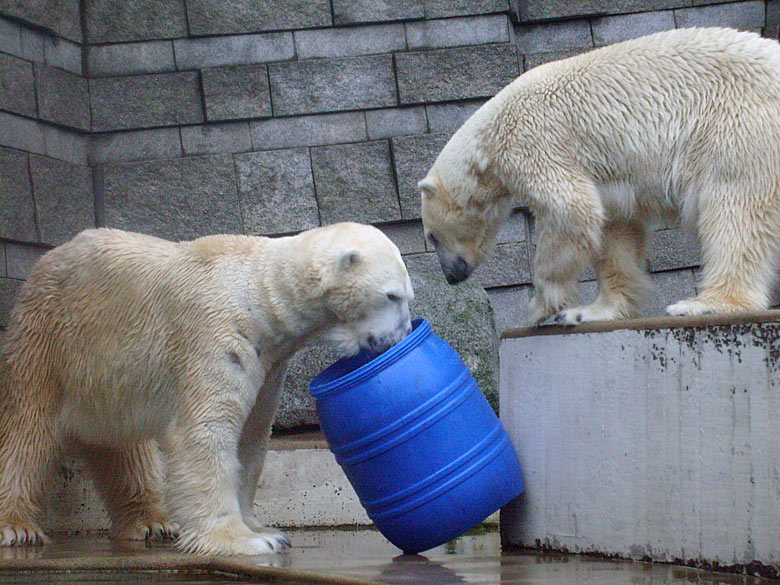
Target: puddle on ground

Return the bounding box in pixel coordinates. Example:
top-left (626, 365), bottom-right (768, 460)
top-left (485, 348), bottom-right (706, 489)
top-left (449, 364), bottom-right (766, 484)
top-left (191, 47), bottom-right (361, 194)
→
top-left (0, 568), bottom-right (314, 584)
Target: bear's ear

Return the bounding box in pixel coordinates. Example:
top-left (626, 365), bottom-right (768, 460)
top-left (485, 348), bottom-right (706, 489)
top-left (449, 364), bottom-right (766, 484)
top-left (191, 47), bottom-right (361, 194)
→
top-left (418, 178), bottom-right (438, 199)
top-left (337, 248), bottom-right (362, 271)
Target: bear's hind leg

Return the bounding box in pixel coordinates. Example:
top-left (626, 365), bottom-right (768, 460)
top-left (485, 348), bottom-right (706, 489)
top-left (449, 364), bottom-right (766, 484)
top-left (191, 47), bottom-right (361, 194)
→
top-left (553, 219), bottom-right (650, 325)
top-left (0, 365), bottom-right (60, 546)
top-left (79, 440), bottom-right (177, 541)
top-left (667, 184), bottom-right (780, 316)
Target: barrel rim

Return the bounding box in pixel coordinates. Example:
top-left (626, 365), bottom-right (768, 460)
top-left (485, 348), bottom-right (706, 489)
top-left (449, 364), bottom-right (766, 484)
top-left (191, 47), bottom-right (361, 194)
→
top-left (309, 318), bottom-right (431, 397)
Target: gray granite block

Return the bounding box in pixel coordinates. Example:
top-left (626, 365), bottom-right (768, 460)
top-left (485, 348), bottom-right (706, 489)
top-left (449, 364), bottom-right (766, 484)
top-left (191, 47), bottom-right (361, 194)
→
top-left (516, 19), bottom-right (593, 54)
top-left (523, 48), bottom-right (591, 71)
top-left (30, 155), bottom-right (94, 247)
top-left (270, 54), bottom-right (396, 116)
top-left (34, 63), bottom-right (90, 131)
top-left (0, 146), bottom-right (36, 242)
top-left (186, 0), bottom-right (331, 35)
top-left (181, 123), bottom-right (252, 156)
top-left (0, 0), bottom-right (82, 42)
top-left (0, 53), bottom-right (36, 117)
top-left (294, 23), bottom-right (406, 59)
top-left (202, 64), bottom-right (271, 122)
top-left (406, 14), bottom-right (509, 50)
top-left (404, 252), bottom-right (499, 411)
top-left (423, 0), bottom-right (509, 18)
top-left (767, 0), bottom-right (780, 38)
top-left (89, 128), bottom-right (182, 164)
top-left (472, 241), bottom-right (533, 288)
top-left (0, 17), bottom-right (21, 56)
top-left (495, 208), bottom-right (530, 244)
top-left (234, 149), bottom-right (319, 235)
top-left (487, 284), bottom-right (532, 332)
top-left (515, 0), bottom-right (686, 22)
top-left (43, 36), bottom-right (82, 75)
top-left (18, 26), bottom-right (44, 61)
top-left (377, 221), bottom-right (427, 255)
top-left (366, 107), bottom-right (427, 140)
top-left (311, 141), bottom-right (400, 225)
top-left (5, 241), bottom-right (47, 280)
top-left (87, 41), bottom-right (176, 77)
top-left (101, 155), bottom-right (242, 241)
top-left (250, 112), bottom-right (366, 150)
top-left (333, 0), bottom-right (423, 25)
top-left (396, 44), bottom-right (519, 105)
top-left (647, 228), bottom-right (701, 273)
top-left (0, 111), bottom-right (45, 154)
top-left (426, 100), bottom-right (485, 134)
top-left (0, 278), bottom-right (22, 327)
top-left (90, 72), bottom-right (203, 132)
top-left (641, 269), bottom-right (697, 318)
top-left (84, 0), bottom-right (187, 43)
top-left (173, 33), bottom-right (294, 70)
top-left (391, 132), bottom-right (450, 219)
top-left (674, 1), bottom-right (766, 30)
top-left (0, 243), bottom-right (4, 276)
top-left (43, 125), bottom-right (88, 166)
top-left (592, 10), bottom-right (674, 47)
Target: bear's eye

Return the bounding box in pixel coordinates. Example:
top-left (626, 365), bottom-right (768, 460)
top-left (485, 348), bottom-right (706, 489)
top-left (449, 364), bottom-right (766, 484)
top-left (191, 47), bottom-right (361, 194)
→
top-left (386, 293), bottom-right (402, 303)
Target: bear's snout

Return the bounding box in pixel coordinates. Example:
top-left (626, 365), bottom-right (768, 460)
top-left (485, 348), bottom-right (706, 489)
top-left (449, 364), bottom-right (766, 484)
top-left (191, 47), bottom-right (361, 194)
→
top-left (442, 256), bottom-right (471, 285)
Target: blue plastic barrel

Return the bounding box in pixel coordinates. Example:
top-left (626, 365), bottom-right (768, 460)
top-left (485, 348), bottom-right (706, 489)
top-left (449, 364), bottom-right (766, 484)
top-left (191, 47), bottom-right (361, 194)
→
top-left (309, 318), bottom-right (524, 553)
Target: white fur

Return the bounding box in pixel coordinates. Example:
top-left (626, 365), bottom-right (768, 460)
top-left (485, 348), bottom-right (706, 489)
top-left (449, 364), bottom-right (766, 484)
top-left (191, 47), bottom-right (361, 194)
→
top-left (420, 27), bottom-right (780, 323)
top-left (0, 223), bottom-right (413, 555)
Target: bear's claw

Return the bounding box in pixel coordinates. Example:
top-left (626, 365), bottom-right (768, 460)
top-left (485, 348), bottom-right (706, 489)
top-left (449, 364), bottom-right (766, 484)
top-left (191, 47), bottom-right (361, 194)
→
top-left (0, 523), bottom-right (49, 546)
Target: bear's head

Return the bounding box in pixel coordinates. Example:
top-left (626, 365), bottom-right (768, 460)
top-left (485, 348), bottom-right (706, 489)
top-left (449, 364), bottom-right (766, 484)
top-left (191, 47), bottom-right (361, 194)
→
top-left (418, 130), bottom-right (513, 285)
top-left (308, 223), bottom-right (414, 356)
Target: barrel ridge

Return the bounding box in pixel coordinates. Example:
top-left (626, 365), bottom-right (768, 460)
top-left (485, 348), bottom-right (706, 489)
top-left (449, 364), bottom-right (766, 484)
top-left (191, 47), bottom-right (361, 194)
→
top-left (362, 423), bottom-right (504, 513)
top-left (368, 430), bottom-right (516, 521)
top-left (333, 369), bottom-right (475, 465)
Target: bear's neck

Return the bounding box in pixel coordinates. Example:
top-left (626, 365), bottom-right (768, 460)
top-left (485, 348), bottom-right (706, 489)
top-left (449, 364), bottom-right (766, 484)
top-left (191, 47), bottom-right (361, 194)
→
top-left (246, 237), bottom-right (331, 362)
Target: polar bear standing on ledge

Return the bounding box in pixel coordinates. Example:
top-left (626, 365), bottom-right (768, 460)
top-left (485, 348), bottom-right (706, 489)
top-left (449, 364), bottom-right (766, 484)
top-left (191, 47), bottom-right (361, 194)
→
top-left (419, 27), bottom-right (780, 324)
top-left (0, 223), bottom-right (413, 555)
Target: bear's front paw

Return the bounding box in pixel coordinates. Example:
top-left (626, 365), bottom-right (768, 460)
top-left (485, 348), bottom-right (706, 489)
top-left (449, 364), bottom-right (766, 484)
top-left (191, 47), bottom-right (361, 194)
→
top-left (0, 521), bottom-right (49, 546)
top-left (113, 520), bottom-right (179, 542)
top-left (177, 520), bottom-right (291, 555)
top-left (666, 298), bottom-right (716, 316)
top-left (547, 304), bottom-right (624, 326)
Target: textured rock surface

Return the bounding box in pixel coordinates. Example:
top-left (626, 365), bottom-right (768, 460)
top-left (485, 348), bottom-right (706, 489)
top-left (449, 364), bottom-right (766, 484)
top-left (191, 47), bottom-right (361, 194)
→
top-left (235, 149), bottom-right (320, 235)
top-left (0, 147), bottom-right (36, 243)
top-left (311, 141), bottom-right (400, 224)
top-left (100, 155), bottom-right (241, 241)
top-left (30, 155), bottom-right (93, 246)
top-left (269, 55), bottom-right (396, 116)
top-left (186, 0), bottom-right (331, 35)
top-left (90, 72), bottom-right (204, 132)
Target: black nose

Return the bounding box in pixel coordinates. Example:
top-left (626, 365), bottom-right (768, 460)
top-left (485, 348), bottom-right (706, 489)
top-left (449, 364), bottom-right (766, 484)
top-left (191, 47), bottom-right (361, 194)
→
top-left (443, 256), bottom-right (470, 285)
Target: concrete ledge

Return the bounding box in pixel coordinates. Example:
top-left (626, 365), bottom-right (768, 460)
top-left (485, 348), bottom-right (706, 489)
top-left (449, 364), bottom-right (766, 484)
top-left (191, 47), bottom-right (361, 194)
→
top-left (502, 309), bottom-right (780, 338)
top-left (499, 313), bottom-right (780, 572)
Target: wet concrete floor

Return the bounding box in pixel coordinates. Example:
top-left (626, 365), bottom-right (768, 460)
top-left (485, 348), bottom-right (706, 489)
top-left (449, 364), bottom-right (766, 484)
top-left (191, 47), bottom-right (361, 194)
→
top-left (0, 527), bottom-right (774, 585)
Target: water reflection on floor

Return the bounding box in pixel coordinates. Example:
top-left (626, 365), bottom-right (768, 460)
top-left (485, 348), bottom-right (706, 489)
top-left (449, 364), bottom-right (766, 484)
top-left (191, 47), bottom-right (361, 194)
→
top-left (0, 527), bottom-right (774, 585)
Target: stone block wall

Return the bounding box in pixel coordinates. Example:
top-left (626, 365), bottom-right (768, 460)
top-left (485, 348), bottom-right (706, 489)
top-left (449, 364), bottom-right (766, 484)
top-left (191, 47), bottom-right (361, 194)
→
top-left (1, 0), bottom-right (779, 428)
